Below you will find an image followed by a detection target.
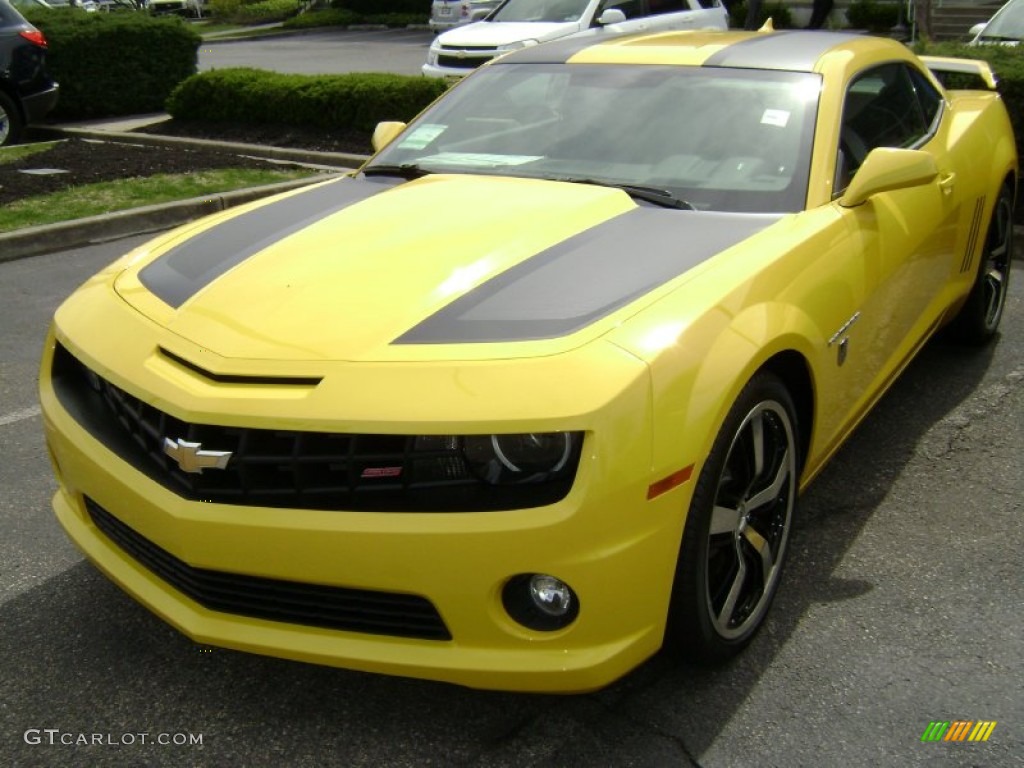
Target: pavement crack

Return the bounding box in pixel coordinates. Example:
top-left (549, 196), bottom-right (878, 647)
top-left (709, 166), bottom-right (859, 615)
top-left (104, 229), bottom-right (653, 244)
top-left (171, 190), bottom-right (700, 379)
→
top-left (920, 365), bottom-right (1024, 459)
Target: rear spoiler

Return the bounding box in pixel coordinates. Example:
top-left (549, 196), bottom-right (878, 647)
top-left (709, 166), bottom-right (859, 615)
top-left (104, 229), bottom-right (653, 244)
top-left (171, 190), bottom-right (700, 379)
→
top-left (919, 56), bottom-right (998, 90)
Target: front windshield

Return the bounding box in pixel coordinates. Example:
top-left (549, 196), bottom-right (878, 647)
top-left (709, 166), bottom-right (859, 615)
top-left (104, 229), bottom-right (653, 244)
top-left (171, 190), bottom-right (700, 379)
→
top-left (369, 63), bottom-right (821, 213)
top-left (491, 0), bottom-right (591, 23)
top-left (979, 0), bottom-right (1024, 40)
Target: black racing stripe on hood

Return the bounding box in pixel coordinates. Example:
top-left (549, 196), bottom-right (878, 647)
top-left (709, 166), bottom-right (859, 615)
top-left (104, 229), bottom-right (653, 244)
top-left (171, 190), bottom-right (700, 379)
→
top-left (702, 31), bottom-right (862, 72)
top-left (139, 177), bottom-right (397, 309)
top-left (395, 207), bottom-right (778, 344)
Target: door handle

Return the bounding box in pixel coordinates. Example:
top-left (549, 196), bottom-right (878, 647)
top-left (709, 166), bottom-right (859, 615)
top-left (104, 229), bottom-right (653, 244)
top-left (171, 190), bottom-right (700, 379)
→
top-left (938, 172), bottom-right (956, 195)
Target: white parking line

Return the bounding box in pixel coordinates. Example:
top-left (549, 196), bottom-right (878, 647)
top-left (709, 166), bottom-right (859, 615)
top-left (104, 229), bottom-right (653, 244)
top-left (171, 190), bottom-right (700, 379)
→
top-left (0, 405), bottom-right (41, 427)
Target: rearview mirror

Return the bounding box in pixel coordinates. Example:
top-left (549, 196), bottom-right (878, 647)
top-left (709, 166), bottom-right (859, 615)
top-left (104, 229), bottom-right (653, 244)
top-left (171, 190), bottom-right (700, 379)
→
top-left (839, 148), bottom-right (938, 208)
top-left (372, 121), bottom-right (407, 153)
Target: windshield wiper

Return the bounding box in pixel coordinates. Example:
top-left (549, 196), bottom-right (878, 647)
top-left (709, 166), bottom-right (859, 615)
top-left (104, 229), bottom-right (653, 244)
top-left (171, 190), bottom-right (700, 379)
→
top-left (554, 177), bottom-right (695, 210)
top-left (361, 163), bottom-right (430, 179)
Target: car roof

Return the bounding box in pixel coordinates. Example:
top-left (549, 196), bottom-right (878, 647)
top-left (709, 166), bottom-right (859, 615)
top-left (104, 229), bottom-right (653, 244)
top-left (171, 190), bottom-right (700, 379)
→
top-left (499, 29), bottom-right (912, 73)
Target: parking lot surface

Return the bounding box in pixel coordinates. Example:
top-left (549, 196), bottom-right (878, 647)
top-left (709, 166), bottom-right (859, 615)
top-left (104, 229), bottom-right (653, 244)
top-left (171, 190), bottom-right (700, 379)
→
top-left (198, 28), bottom-right (435, 77)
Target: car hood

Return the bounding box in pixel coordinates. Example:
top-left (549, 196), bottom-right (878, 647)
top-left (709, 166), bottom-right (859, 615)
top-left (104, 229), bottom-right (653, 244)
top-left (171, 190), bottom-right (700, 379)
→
top-left (111, 174), bottom-right (778, 363)
top-left (434, 20), bottom-right (581, 47)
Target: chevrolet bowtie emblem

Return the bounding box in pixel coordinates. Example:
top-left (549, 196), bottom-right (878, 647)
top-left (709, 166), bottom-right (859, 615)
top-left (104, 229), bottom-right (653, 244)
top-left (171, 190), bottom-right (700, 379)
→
top-left (163, 438), bottom-right (232, 474)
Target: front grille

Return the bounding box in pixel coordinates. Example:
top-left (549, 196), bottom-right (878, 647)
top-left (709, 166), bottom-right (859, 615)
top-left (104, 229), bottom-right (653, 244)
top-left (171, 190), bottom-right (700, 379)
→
top-left (50, 343), bottom-right (579, 511)
top-left (437, 55), bottom-right (491, 70)
top-left (85, 497), bottom-right (452, 640)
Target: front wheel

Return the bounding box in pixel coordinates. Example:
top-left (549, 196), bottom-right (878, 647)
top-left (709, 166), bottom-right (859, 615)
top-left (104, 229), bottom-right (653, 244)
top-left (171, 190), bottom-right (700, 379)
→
top-left (0, 91), bottom-right (23, 148)
top-left (947, 183), bottom-right (1014, 345)
top-left (667, 372), bottom-right (799, 662)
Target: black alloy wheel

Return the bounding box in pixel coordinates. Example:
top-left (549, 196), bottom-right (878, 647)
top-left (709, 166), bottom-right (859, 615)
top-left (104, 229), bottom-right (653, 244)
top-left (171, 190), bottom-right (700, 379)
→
top-left (669, 372), bottom-right (798, 662)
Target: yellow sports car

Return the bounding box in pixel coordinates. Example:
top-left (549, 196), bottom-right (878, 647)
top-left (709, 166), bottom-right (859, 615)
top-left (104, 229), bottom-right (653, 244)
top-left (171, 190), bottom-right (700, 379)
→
top-left (40, 29), bottom-right (1015, 692)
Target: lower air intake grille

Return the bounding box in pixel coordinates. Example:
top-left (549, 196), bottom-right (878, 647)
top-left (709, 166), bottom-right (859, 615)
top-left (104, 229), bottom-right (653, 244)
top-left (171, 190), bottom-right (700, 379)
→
top-left (85, 497), bottom-right (452, 641)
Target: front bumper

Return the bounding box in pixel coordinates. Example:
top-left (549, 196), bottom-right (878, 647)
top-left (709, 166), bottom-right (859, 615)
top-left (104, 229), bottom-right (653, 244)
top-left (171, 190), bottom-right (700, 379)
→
top-left (39, 293), bottom-right (696, 692)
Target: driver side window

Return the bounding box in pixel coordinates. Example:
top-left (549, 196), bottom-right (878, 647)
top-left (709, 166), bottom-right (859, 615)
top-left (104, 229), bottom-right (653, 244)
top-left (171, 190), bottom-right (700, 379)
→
top-left (835, 63), bottom-right (936, 196)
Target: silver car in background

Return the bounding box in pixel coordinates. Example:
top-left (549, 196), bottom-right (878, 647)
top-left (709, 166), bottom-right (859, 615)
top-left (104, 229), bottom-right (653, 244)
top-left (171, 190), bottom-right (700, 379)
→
top-left (424, 0), bottom-right (729, 79)
top-left (430, 0), bottom-right (502, 33)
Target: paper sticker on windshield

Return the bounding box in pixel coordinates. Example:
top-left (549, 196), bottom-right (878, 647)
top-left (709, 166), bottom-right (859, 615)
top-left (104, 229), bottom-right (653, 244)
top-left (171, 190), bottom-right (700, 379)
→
top-left (424, 152), bottom-right (543, 167)
top-left (398, 124), bottom-right (447, 150)
top-left (761, 109), bottom-right (790, 128)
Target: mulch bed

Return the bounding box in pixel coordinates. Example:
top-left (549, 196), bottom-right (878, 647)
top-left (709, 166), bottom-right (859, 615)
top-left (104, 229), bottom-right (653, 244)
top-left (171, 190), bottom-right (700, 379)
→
top-left (1, 120), bottom-right (372, 206)
top-left (134, 119), bottom-right (375, 155)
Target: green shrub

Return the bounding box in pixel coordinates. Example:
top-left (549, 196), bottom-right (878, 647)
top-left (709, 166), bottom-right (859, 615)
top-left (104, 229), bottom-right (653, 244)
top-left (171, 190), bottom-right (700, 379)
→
top-left (283, 8), bottom-right (359, 28)
top-left (232, 0), bottom-right (301, 22)
top-left (844, 0), bottom-right (900, 33)
top-left (207, 0), bottom-right (243, 18)
top-left (728, 2), bottom-right (793, 29)
top-left (332, 0), bottom-right (427, 14)
top-left (167, 68), bottom-right (448, 132)
top-left (302, 0), bottom-right (426, 26)
top-left (21, 8), bottom-right (200, 120)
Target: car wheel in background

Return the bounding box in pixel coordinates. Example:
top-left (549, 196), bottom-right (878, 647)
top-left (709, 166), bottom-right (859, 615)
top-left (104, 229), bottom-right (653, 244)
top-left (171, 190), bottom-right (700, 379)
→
top-left (668, 372), bottom-right (798, 663)
top-left (948, 183), bottom-right (1014, 345)
top-left (0, 90), bottom-right (22, 147)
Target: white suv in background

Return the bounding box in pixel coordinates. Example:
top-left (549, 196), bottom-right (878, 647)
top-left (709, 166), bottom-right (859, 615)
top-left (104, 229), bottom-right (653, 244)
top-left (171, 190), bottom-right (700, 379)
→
top-left (430, 0), bottom-right (503, 33)
top-left (423, 0), bottom-right (728, 78)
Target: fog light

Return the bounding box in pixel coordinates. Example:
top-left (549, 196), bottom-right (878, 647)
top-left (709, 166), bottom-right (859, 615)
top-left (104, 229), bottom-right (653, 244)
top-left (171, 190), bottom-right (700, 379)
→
top-left (530, 574), bottom-right (572, 616)
top-left (503, 573), bottom-right (579, 631)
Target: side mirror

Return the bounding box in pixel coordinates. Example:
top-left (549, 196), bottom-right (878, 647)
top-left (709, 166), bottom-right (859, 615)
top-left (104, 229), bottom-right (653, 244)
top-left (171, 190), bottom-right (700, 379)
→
top-left (597, 8), bottom-right (626, 25)
top-left (839, 148), bottom-right (938, 208)
top-left (969, 22), bottom-right (986, 37)
top-left (372, 121), bottom-right (407, 153)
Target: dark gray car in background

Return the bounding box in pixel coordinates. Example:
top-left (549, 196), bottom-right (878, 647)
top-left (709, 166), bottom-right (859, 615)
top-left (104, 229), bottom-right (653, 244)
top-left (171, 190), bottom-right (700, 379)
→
top-left (0, 0), bottom-right (58, 145)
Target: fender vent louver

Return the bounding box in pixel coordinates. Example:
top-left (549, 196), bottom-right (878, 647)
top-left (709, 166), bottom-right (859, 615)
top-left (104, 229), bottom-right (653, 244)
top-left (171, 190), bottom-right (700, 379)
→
top-left (960, 196), bottom-right (986, 274)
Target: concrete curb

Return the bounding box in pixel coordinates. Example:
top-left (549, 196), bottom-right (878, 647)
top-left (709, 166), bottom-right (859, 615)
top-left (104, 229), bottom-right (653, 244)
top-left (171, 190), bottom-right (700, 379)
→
top-left (0, 176), bottom-right (342, 264)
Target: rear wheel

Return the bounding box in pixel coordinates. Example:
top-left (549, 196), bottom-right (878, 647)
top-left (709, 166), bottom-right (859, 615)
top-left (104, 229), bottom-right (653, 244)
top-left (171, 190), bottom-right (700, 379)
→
top-left (668, 373), bottom-right (798, 662)
top-left (947, 183), bottom-right (1013, 344)
top-left (0, 91), bottom-right (23, 147)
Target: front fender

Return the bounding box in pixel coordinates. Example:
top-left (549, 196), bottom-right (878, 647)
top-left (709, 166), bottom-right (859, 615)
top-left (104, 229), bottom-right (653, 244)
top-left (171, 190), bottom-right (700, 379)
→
top-left (609, 295), bottom-right (823, 498)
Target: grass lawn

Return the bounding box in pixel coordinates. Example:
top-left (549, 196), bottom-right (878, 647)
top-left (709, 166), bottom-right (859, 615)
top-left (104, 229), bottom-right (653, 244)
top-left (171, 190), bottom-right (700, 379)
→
top-left (0, 168), bottom-right (323, 233)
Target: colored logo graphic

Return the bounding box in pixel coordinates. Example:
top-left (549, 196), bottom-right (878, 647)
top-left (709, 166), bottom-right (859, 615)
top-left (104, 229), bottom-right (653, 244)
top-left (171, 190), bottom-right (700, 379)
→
top-left (921, 721), bottom-right (997, 742)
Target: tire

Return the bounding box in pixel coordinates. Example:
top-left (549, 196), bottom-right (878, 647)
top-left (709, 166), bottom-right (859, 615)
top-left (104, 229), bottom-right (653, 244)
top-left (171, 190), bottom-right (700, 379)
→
top-left (667, 372), bottom-right (799, 663)
top-left (0, 90), bottom-right (24, 148)
top-left (946, 183), bottom-right (1014, 345)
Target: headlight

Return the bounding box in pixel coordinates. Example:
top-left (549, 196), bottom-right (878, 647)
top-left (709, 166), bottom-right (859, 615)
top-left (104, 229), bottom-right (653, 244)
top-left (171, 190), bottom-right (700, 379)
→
top-left (496, 39), bottom-right (538, 53)
top-left (463, 432), bottom-right (579, 485)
